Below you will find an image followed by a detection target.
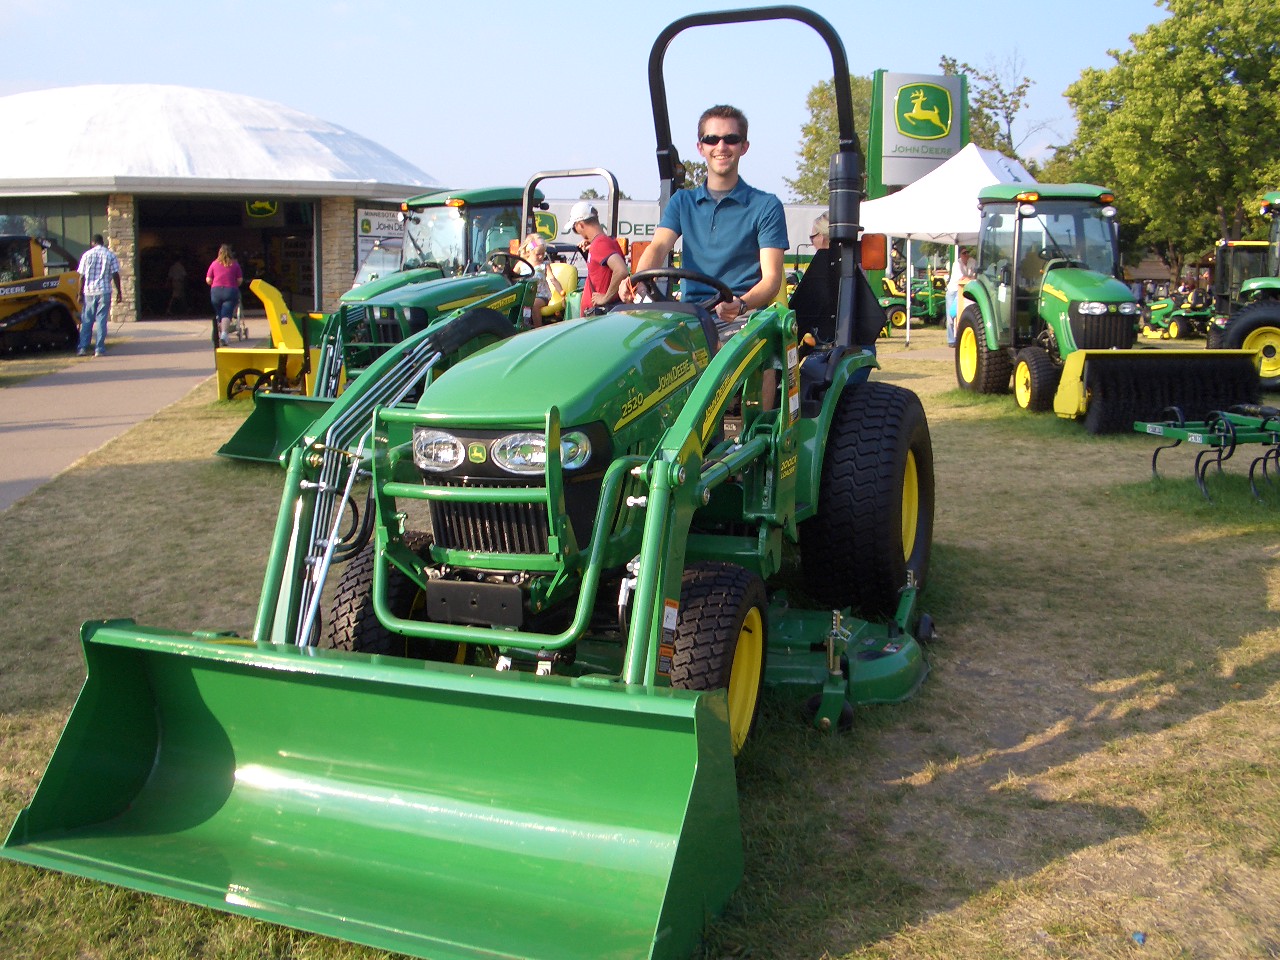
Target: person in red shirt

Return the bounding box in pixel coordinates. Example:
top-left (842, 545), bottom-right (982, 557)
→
top-left (567, 201), bottom-right (626, 315)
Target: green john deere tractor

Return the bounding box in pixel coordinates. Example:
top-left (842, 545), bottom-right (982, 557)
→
top-left (2, 8), bottom-right (933, 960)
top-left (955, 183), bottom-right (1260, 432)
top-left (879, 270), bottom-right (946, 328)
top-left (218, 169), bottom-right (618, 463)
top-left (1143, 239), bottom-right (1266, 342)
top-left (1206, 192), bottom-right (1280, 390)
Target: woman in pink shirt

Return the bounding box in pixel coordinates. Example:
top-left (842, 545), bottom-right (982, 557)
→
top-left (206, 244), bottom-right (243, 346)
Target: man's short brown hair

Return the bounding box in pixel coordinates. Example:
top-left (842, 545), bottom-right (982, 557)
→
top-left (698, 104), bottom-right (748, 140)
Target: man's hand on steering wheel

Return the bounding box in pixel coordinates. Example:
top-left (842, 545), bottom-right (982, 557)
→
top-left (625, 267), bottom-right (737, 318)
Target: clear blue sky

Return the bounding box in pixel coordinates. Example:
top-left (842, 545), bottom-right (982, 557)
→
top-left (4, 0), bottom-right (1169, 201)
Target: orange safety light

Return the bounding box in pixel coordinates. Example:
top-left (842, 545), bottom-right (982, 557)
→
top-left (1015, 191), bottom-right (1040, 203)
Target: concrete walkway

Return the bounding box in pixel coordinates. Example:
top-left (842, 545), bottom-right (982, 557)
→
top-left (0, 319), bottom-right (218, 512)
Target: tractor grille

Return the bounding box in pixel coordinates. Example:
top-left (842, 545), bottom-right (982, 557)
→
top-left (1069, 310), bottom-right (1134, 350)
top-left (344, 305), bottom-right (370, 341)
top-left (429, 480), bottom-right (549, 555)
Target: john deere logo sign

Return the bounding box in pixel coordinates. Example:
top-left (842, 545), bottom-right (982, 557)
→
top-left (468, 442), bottom-right (487, 464)
top-left (246, 200), bottom-right (279, 218)
top-left (894, 84), bottom-right (952, 140)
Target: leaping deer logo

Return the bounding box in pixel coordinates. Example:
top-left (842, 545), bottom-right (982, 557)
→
top-left (904, 89), bottom-right (947, 133)
top-left (894, 83), bottom-right (952, 140)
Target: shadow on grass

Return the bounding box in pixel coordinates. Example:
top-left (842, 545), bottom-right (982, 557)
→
top-left (695, 507), bottom-right (1280, 958)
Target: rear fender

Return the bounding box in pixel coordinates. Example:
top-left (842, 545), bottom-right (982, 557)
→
top-left (961, 278), bottom-right (1002, 350)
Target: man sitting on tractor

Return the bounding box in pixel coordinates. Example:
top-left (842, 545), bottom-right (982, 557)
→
top-left (625, 104), bottom-right (788, 319)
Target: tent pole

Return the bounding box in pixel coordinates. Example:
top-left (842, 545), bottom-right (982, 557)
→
top-left (904, 238), bottom-right (912, 347)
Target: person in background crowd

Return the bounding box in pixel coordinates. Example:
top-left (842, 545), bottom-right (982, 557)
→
top-left (77, 234), bottom-right (122, 357)
top-left (206, 244), bottom-right (243, 347)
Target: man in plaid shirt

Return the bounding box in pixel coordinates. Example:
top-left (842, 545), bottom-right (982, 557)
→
top-left (77, 234), bottom-right (122, 356)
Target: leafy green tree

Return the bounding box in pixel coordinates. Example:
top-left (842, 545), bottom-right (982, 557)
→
top-left (1055, 0), bottom-right (1280, 276)
top-left (939, 54), bottom-right (1043, 164)
top-left (785, 75), bottom-right (872, 203)
top-left (579, 186), bottom-right (630, 201)
top-left (680, 159), bottom-right (707, 188)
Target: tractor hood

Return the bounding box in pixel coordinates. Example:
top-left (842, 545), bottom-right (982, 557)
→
top-left (420, 308), bottom-right (713, 434)
top-left (340, 266), bottom-right (446, 304)
top-left (1040, 268), bottom-right (1134, 306)
top-left (360, 273), bottom-right (512, 312)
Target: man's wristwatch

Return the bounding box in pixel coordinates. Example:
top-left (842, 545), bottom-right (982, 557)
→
top-left (734, 296), bottom-right (747, 312)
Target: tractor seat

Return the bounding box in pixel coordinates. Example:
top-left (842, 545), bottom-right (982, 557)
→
top-left (541, 261), bottom-right (579, 319)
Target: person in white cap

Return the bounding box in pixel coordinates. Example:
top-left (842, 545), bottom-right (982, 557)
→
top-left (567, 200), bottom-right (627, 314)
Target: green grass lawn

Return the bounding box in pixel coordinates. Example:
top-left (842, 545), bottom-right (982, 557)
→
top-left (1, 325), bottom-right (1277, 960)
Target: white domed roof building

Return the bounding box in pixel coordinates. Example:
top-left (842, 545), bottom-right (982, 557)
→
top-left (0, 84), bottom-right (439, 317)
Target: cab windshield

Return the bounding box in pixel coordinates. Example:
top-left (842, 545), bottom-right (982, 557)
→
top-left (400, 202), bottom-right (524, 275)
top-left (1016, 200), bottom-right (1119, 278)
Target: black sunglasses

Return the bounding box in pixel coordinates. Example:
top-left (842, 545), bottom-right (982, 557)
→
top-left (699, 133), bottom-right (744, 146)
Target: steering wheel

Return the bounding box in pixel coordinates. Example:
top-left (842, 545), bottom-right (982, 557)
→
top-left (629, 267), bottom-right (734, 312)
top-left (486, 250), bottom-right (535, 282)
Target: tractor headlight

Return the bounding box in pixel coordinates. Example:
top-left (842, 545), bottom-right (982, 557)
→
top-left (1077, 301), bottom-right (1108, 316)
top-left (1117, 301), bottom-right (1140, 315)
top-left (412, 428), bottom-right (465, 472)
top-left (492, 431), bottom-right (593, 475)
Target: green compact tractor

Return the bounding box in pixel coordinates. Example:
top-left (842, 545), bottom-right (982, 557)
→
top-left (1141, 286), bottom-right (1213, 340)
top-left (955, 184), bottom-right (1260, 432)
top-left (219, 169), bottom-right (616, 463)
top-left (879, 270), bottom-right (946, 328)
top-left (1144, 239), bottom-right (1267, 342)
top-left (1206, 193), bottom-right (1280, 390)
top-left (2, 8), bottom-right (933, 960)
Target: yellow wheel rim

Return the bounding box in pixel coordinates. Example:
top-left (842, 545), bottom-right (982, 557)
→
top-left (900, 449), bottom-right (919, 563)
top-left (1168, 319), bottom-right (1180, 340)
top-left (958, 326), bottom-right (978, 384)
top-left (1014, 360), bottom-right (1033, 408)
top-left (727, 606), bottom-right (764, 755)
top-left (1243, 325), bottom-right (1280, 381)
top-left (890, 307), bottom-right (907, 328)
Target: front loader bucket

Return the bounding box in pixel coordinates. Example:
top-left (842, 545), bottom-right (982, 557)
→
top-left (4, 621), bottom-right (742, 960)
top-left (217, 393), bottom-right (336, 463)
top-left (1053, 348), bottom-right (1260, 434)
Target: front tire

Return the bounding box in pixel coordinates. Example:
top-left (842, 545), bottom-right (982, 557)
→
top-left (888, 305), bottom-right (908, 328)
top-left (670, 562), bottom-right (767, 755)
top-left (1014, 347), bottom-right (1059, 412)
top-left (1224, 300), bottom-right (1280, 390)
top-left (955, 305), bottom-right (1011, 393)
top-left (325, 533), bottom-right (466, 662)
top-left (799, 380), bottom-right (935, 617)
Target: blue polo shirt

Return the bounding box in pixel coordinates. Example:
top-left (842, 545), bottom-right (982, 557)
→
top-left (659, 176), bottom-right (788, 303)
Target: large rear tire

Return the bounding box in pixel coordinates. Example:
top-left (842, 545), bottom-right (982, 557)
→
top-left (670, 562), bottom-right (767, 756)
top-left (1013, 346), bottom-right (1059, 412)
top-left (799, 380), bottom-right (935, 618)
top-left (955, 305), bottom-right (1011, 393)
top-left (1224, 300), bottom-right (1280, 390)
top-left (325, 533), bottom-right (466, 662)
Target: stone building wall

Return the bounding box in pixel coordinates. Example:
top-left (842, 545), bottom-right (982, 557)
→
top-left (105, 194), bottom-right (137, 322)
top-left (318, 196), bottom-right (356, 312)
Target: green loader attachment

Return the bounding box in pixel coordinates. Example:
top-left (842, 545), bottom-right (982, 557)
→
top-left (7, 621), bottom-right (740, 960)
top-left (5, 8), bottom-right (933, 959)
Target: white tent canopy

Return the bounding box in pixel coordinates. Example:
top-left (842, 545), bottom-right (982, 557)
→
top-left (859, 143), bottom-right (1035, 244)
